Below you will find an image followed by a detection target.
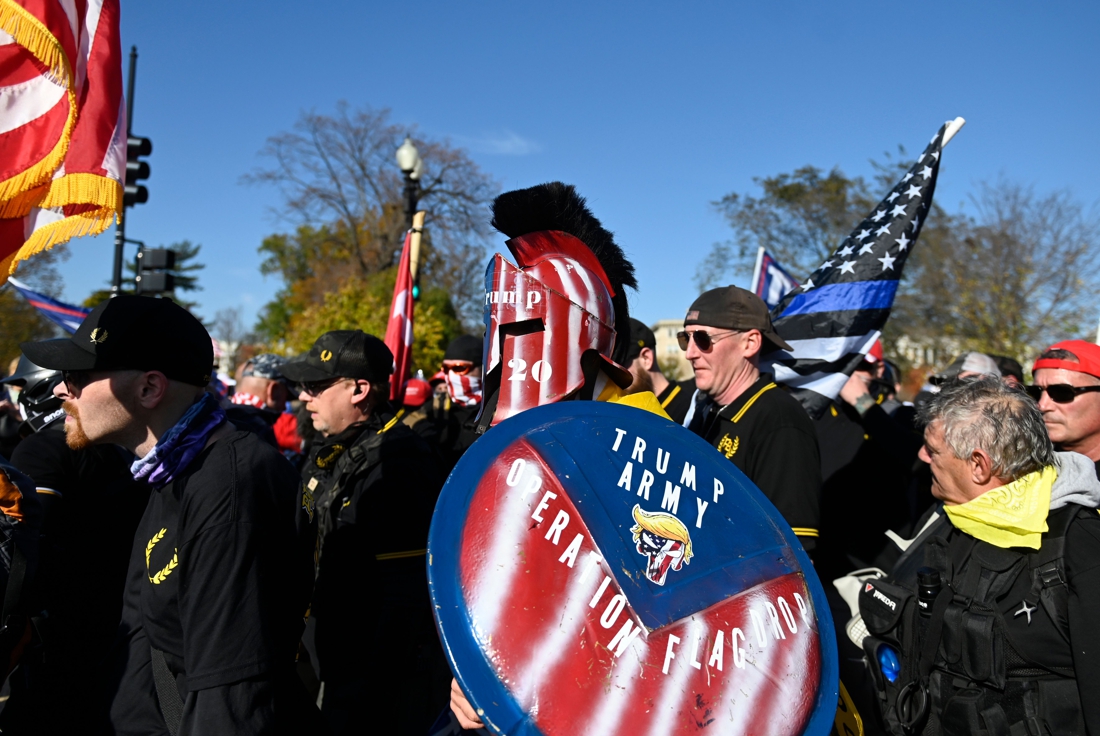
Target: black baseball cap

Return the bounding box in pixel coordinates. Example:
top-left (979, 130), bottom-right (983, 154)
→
top-left (20, 295), bottom-right (213, 386)
top-left (684, 286), bottom-right (793, 352)
top-left (626, 318), bottom-right (656, 361)
top-left (279, 330), bottom-right (393, 384)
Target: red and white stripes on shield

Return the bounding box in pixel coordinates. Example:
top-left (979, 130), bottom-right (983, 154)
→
top-left (458, 440), bottom-right (822, 735)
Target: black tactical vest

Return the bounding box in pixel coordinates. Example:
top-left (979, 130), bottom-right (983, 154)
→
top-left (300, 417), bottom-right (394, 557)
top-left (858, 504), bottom-right (1089, 736)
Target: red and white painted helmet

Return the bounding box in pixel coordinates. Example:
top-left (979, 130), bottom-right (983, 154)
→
top-left (477, 183), bottom-right (637, 428)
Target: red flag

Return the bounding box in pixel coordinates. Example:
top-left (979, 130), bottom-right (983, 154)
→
top-left (0, 0), bottom-right (125, 281)
top-left (384, 230), bottom-right (414, 402)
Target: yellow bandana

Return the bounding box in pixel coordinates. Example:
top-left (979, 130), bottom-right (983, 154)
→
top-left (943, 465), bottom-right (1057, 549)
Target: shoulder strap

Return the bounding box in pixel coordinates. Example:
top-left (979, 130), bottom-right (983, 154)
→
top-left (1024, 505), bottom-right (1081, 643)
top-left (150, 646), bottom-right (184, 735)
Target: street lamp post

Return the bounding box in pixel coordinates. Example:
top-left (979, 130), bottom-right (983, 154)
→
top-left (395, 135), bottom-right (422, 230)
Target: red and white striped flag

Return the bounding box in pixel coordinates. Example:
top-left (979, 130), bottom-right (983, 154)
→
top-left (0, 0), bottom-right (125, 281)
top-left (384, 230), bottom-right (415, 402)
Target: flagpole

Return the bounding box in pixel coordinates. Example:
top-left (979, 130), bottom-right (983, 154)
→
top-left (409, 210), bottom-right (425, 284)
top-left (750, 246), bottom-right (765, 295)
top-left (941, 117), bottom-right (966, 147)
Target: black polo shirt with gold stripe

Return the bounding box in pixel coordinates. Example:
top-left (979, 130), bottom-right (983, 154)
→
top-left (692, 372), bottom-right (822, 551)
top-left (656, 377), bottom-right (695, 426)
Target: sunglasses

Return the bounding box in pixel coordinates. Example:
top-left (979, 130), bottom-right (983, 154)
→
top-left (442, 361), bottom-right (475, 376)
top-left (1025, 383), bottom-right (1100, 404)
top-left (62, 370), bottom-right (95, 391)
top-left (676, 330), bottom-right (738, 352)
top-left (297, 377), bottom-right (345, 397)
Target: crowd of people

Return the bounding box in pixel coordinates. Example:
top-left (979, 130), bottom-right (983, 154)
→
top-left (0, 181), bottom-right (1094, 736)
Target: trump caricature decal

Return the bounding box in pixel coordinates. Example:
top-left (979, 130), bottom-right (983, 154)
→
top-left (631, 504), bottom-right (693, 585)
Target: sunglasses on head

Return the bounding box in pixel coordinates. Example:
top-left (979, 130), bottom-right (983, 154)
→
top-left (676, 330), bottom-right (738, 352)
top-left (297, 377), bottom-right (344, 397)
top-left (442, 361), bottom-right (474, 375)
top-left (1025, 383), bottom-right (1100, 404)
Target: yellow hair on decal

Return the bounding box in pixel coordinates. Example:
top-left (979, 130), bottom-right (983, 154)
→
top-left (630, 504), bottom-right (693, 562)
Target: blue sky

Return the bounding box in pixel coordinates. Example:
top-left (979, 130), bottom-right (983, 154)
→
top-left (55, 1), bottom-right (1099, 329)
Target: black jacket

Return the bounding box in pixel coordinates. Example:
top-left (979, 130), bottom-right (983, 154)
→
top-left (300, 409), bottom-right (446, 733)
top-left (4, 428), bottom-right (146, 735)
top-left (814, 401), bottom-right (920, 580)
top-left (107, 430), bottom-right (319, 735)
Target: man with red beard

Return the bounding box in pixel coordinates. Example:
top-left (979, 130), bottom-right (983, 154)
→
top-left (21, 295), bottom-right (320, 735)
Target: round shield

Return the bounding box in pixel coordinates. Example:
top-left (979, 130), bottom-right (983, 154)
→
top-left (428, 401), bottom-right (837, 736)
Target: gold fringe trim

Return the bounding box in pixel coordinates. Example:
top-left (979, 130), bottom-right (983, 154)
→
top-left (40, 173), bottom-right (122, 210)
top-left (0, 1), bottom-right (70, 84)
top-left (0, 170), bottom-right (122, 220)
top-left (9, 204), bottom-right (117, 275)
top-left (0, 184), bottom-right (48, 219)
top-left (0, 1), bottom-right (77, 212)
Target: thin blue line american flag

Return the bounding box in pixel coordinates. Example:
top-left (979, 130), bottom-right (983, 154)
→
top-left (761, 122), bottom-right (950, 419)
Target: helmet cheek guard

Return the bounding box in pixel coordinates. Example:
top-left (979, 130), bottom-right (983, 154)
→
top-left (478, 231), bottom-right (630, 427)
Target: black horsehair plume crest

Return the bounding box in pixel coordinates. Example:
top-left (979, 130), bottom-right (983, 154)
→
top-left (491, 182), bottom-right (637, 366)
top-left (490, 182), bottom-right (637, 294)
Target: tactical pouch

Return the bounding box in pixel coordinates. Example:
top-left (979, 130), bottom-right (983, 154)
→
top-left (940, 686), bottom-right (985, 736)
top-left (939, 601), bottom-right (1005, 689)
top-left (859, 580), bottom-right (926, 735)
top-left (858, 578), bottom-right (913, 639)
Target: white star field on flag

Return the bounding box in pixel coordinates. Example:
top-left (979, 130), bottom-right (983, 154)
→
top-left (785, 126), bottom-right (943, 293)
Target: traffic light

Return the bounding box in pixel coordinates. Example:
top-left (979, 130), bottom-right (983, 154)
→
top-left (412, 270), bottom-right (421, 301)
top-left (135, 247), bottom-right (175, 294)
top-left (125, 135), bottom-right (152, 207)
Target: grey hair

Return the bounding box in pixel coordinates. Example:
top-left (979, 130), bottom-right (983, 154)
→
top-left (918, 376), bottom-right (1054, 481)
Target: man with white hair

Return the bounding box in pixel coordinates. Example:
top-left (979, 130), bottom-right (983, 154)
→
top-left (859, 377), bottom-right (1100, 735)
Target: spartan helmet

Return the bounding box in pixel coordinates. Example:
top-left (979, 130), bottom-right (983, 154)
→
top-left (477, 183), bottom-right (637, 429)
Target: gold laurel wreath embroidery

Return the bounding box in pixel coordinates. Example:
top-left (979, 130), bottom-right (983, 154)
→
top-left (145, 528), bottom-right (165, 567)
top-left (717, 434), bottom-right (740, 459)
top-left (145, 528), bottom-right (178, 584)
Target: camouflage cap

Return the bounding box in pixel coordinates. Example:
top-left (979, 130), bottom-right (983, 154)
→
top-left (241, 353), bottom-right (287, 381)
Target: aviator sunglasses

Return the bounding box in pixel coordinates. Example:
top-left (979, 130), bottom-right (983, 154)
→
top-left (676, 329), bottom-right (738, 352)
top-left (1026, 383), bottom-right (1100, 404)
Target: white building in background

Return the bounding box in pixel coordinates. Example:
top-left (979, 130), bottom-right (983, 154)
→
top-left (893, 335), bottom-right (961, 370)
top-left (652, 319), bottom-right (692, 381)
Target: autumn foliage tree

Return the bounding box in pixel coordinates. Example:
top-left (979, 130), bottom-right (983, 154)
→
top-left (244, 103), bottom-right (499, 370)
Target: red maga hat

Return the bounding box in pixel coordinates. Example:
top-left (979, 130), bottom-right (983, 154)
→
top-left (1032, 339), bottom-right (1100, 378)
